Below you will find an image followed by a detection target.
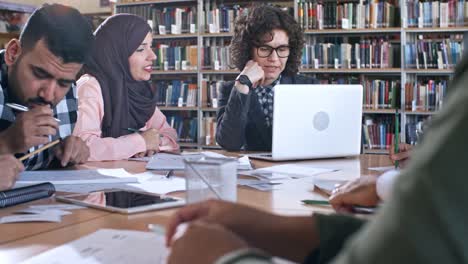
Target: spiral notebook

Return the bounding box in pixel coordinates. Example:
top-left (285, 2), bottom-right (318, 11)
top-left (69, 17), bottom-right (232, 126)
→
top-left (0, 182), bottom-right (55, 208)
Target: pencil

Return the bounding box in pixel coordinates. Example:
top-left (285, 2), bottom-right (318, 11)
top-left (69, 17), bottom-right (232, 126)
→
top-left (301, 199), bottom-right (330, 205)
top-left (19, 139), bottom-right (61, 161)
top-left (394, 109), bottom-right (399, 169)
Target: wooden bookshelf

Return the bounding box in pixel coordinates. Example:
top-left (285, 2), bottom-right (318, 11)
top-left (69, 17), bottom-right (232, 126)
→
top-left (0, 32), bottom-right (19, 39)
top-left (300, 68), bottom-right (402, 74)
top-left (405, 111), bottom-right (436, 116)
top-left (153, 33), bottom-right (198, 39)
top-left (200, 144), bottom-right (221, 149)
top-left (151, 70), bottom-right (197, 75)
top-left (178, 142), bottom-right (199, 148)
top-left (115, 0), bottom-right (466, 150)
top-left (159, 106), bottom-right (198, 111)
top-left (201, 107), bottom-right (218, 112)
top-left (117, 0), bottom-right (196, 6)
top-left (201, 69), bottom-right (239, 74)
top-left (305, 27), bottom-right (402, 35)
top-left (404, 27), bottom-right (468, 33)
top-left (363, 149), bottom-right (390, 155)
top-left (404, 69), bottom-right (454, 75)
top-left (363, 109), bottom-right (397, 114)
top-left (200, 32), bottom-right (233, 37)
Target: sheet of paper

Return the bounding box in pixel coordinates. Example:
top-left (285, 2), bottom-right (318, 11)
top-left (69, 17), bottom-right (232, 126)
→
top-left (127, 177), bottom-right (186, 194)
top-left (146, 153), bottom-right (203, 170)
top-left (15, 169), bottom-right (138, 185)
top-left (51, 182), bottom-right (145, 194)
top-left (314, 180), bottom-right (348, 195)
top-left (21, 229), bottom-right (169, 264)
top-left (46, 171), bottom-right (185, 194)
top-left (15, 208), bottom-right (72, 216)
top-left (28, 204), bottom-right (85, 210)
top-left (0, 214), bottom-right (61, 224)
top-left (368, 166), bottom-right (396, 172)
top-left (143, 152), bottom-right (252, 171)
top-left (243, 164), bottom-right (338, 180)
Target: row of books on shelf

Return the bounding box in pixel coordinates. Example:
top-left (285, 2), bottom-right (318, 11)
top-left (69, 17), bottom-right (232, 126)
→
top-left (301, 38), bottom-right (399, 69)
top-left (404, 38), bottom-right (464, 69)
top-left (153, 43), bottom-right (198, 71)
top-left (201, 44), bottom-right (233, 70)
top-left (297, 0), bottom-right (399, 30)
top-left (362, 117), bottom-right (426, 150)
top-left (405, 0), bottom-right (468, 28)
top-left (166, 114), bottom-right (219, 146)
top-left (201, 116), bottom-right (218, 146)
top-left (153, 80), bottom-right (198, 107)
top-left (0, 10), bottom-right (29, 34)
top-left (201, 79), bottom-right (224, 108)
top-left (405, 117), bottom-right (427, 145)
top-left (363, 79), bottom-right (400, 109)
top-left (201, 2), bottom-right (250, 33)
top-left (152, 7), bottom-right (197, 35)
top-left (404, 79), bottom-right (448, 111)
top-left (167, 115), bottom-right (198, 143)
top-left (116, 4), bottom-right (154, 23)
top-left (362, 117), bottom-right (396, 150)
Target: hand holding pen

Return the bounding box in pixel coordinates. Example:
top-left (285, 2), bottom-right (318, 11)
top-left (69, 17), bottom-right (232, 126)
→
top-left (1, 103), bottom-right (59, 153)
top-left (389, 142), bottom-right (413, 169)
top-left (126, 128), bottom-right (161, 158)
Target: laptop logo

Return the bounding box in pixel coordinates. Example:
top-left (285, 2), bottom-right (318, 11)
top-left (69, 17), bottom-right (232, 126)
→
top-left (313, 111), bottom-right (329, 131)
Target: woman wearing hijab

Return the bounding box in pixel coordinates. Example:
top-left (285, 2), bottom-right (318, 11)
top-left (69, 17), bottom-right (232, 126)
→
top-left (73, 14), bottom-right (179, 161)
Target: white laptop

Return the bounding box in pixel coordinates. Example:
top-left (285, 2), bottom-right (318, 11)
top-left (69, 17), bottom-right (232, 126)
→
top-left (249, 84), bottom-right (363, 161)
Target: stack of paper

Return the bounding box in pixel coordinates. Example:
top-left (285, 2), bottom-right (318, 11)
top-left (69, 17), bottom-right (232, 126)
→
top-left (242, 164), bottom-right (338, 181)
top-left (14, 169), bottom-right (186, 195)
top-left (0, 204), bottom-right (84, 224)
top-left (143, 152), bottom-right (253, 171)
top-left (21, 229), bottom-right (169, 264)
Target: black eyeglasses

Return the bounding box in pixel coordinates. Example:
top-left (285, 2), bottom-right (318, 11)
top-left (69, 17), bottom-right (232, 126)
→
top-left (256, 45), bottom-right (290, 58)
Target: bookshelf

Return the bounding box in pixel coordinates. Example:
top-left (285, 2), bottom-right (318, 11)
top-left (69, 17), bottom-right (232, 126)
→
top-left (0, 2), bottom-right (36, 48)
top-left (115, 0), bottom-right (468, 153)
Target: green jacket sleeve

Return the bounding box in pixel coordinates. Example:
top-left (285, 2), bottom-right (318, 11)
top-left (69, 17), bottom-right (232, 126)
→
top-left (328, 59), bottom-right (468, 264)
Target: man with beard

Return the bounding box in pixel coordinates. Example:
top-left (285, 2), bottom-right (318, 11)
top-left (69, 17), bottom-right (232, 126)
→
top-left (0, 4), bottom-right (94, 172)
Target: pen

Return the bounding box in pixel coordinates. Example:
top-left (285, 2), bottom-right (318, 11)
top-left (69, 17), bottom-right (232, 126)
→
top-left (301, 199), bottom-right (377, 214)
top-left (394, 109), bottom-right (399, 169)
top-left (126, 128), bottom-right (141, 133)
top-left (165, 169), bottom-right (174, 179)
top-left (301, 199), bottom-right (330, 205)
top-left (6, 103), bottom-right (61, 122)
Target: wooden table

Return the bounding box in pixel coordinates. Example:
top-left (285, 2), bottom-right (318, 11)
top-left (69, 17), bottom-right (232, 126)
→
top-left (0, 154), bottom-right (391, 263)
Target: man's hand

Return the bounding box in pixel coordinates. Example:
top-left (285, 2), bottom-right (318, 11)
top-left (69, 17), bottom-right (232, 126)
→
top-left (0, 105), bottom-right (58, 154)
top-left (0, 154), bottom-right (24, 191)
top-left (166, 199), bottom-right (318, 263)
top-left (53, 136), bottom-right (89, 167)
top-left (166, 199), bottom-right (275, 247)
top-left (168, 221), bottom-right (248, 264)
top-left (329, 176), bottom-right (380, 213)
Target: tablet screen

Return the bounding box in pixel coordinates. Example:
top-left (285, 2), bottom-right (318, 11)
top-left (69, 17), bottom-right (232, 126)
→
top-left (70, 190), bottom-right (178, 209)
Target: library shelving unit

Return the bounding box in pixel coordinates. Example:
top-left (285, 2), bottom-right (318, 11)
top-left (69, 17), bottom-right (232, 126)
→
top-left (114, 0), bottom-right (468, 153)
top-left (0, 2), bottom-right (36, 48)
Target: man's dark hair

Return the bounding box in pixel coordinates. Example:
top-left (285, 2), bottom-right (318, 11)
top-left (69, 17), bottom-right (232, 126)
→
top-left (230, 4), bottom-right (304, 76)
top-left (19, 4), bottom-right (94, 64)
